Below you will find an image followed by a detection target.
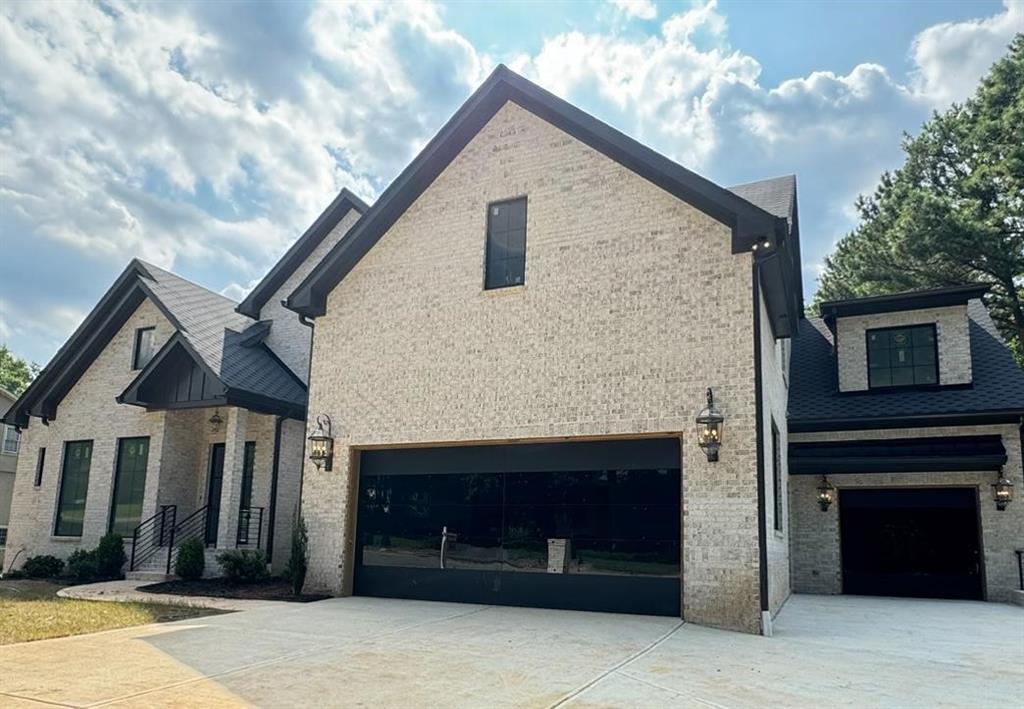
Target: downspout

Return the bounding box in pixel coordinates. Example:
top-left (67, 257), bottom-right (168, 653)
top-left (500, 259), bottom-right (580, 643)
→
top-left (752, 257), bottom-right (771, 635)
top-left (297, 311), bottom-right (315, 507)
top-left (265, 413), bottom-right (285, 564)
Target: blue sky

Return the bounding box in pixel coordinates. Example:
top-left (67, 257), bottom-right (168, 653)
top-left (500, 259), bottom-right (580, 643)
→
top-left (1, 0), bottom-right (1020, 365)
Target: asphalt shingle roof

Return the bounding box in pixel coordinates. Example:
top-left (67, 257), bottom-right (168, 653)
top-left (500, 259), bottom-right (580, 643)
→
top-left (789, 299), bottom-right (1024, 425)
top-left (140, 262), bottom-right (306, 408)
top-left (729, 175), bottom-right (796, 225)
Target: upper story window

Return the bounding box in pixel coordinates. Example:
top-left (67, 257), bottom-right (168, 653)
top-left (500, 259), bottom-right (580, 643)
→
top-left (2, 425), bottom-right (19, 455)
top-left (485, 197), bottom-right (527, 290)
top-left (867, 324), bottom-right (938, 388)
top-left (132, 327), bottom-right (156, 370)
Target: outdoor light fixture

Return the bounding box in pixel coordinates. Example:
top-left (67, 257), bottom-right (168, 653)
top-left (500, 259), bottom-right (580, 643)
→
top-left (817, 476), bottom-right (835, 512)
top-left (992, 471), bottom-right (1013, 511)
top-left (695, 388), bottom-right (724, 462)
top-left (208, 409), bottom-right (224, 433)
top-left (308, 414), bottom-right (334, 472)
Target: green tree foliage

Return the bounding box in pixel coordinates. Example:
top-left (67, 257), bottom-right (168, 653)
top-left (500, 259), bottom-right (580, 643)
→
top-left (816, 35), bottom-right (1024, 361)
top-left (0, 344), bottom-right (40, 395)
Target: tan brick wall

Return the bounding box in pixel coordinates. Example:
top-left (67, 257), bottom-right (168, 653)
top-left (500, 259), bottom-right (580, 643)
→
top-left (302, 100), bottom-right (764, 633)
top-left (836, 304), bottom-right (972, 392)
top-left (260, 208), bottom-right (362, 383)
top-left (789, 424), bottom-right (1023, 602)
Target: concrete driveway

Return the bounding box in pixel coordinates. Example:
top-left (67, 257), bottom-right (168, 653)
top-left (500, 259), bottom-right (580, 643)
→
top-left (1, 594), bottom-right (1021, 708)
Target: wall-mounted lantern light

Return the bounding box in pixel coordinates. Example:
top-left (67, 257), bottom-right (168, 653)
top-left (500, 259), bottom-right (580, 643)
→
top-left (817, 476), bottom-right (835, 511)
top-left (695, 388), bottom-right (724, 462)
top-left (208, 409), bottom-right (224, 434)
top-left (992, 471), bottom-right (1013, 511)
top-left (308, 414), bottom-right (334, 472)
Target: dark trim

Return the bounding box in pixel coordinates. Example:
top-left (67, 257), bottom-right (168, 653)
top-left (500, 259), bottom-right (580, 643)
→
top-left (865, 323), bottom-right (939, 390)
top-left (752, 262), bottom-right (769, 616)
top-left (792, 455), bottom-right (1007, 474)
top-left (236, 189), bottom-right (368, 319)
top-left (789, 409), bottom-right (1024, 433)
top-left (789, 435), bottom-right (1007, 475)
top-left (286, 64), bottom-right (789, 319)
top-left (118, 333), bottom-right (226, 407)
top-left (265, 415), bottom-right (285, 564)
top-left (819, 283), bottom-right (989, 327)
top-left (836, 382), bottom-right (973, 396)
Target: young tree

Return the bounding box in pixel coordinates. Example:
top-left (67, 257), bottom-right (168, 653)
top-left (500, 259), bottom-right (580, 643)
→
top-left (816, 35), bottom-right (1024, 361)
top-left (0, 344), bottom-right (39, 395)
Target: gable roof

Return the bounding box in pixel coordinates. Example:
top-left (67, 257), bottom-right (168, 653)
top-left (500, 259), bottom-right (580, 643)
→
top-left (789, 298), bottom-right (1024, 431)
top-left (4, 260), bottom-right (305, 427)
top-left (236, 188), bottom-right (368, 318)
top-left (286, 64), bottom-right (796, 326)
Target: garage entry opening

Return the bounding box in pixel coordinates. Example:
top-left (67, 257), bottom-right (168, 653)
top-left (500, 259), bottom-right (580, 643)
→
top-left (354, 438), bottom-right (681, 616)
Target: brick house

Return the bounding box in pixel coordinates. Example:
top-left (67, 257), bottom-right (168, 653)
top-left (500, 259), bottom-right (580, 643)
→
top-left (4, 66), bottom-right (1022, 634)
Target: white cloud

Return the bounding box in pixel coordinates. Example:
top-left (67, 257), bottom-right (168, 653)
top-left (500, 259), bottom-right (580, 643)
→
top-left (608, 0), bottom-right (657, 21)
top-left (911, 0), bottom-right (1023, 106)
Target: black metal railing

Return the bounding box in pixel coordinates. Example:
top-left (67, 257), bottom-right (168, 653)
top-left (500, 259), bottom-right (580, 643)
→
top-left (236, 506), bottom-right (265, 549)
top-left (129, 505), bottom-right (176, 571)
top-left (1016, 549), bottom-right (1023, 591)
top-left (166, 505), bottom-right (209, 574)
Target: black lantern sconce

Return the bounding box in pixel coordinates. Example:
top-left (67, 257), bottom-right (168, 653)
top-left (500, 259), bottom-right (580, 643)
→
top-left (992, 471), bottom-right (1013, 511)
top-left (817, 476), bottom-right (835, 511)
top-left (208, 409), bottom-right (224, 434)
top-left (695, 388), bottom-right (724, 462)
top-left (308, 414), bottom-right (334, 472)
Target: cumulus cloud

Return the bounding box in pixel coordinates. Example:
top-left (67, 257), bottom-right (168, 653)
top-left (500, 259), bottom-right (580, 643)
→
top-left (608, 0), bottom-right (657, 20)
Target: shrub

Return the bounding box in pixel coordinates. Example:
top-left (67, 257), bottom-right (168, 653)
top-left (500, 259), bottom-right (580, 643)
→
top-left (216, 549), bottom-right (268, 584)
top-left (67, 549), bottom-right (99, 583)
top-left (94, 533), bottom-right (127, 579)
top-left (284, 514), bottom-right (308, 596)
top-left (175, 537), bottom-right (205, 580)
top-left (22, 555), bottom-right (64, 579)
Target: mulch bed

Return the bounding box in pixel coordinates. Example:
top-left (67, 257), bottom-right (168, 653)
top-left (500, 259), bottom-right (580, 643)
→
top-left (138, 578), bottom-right (330, 603)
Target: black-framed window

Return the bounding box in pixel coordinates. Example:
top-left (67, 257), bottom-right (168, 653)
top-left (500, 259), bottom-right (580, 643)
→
top-left (867, 324), bottom-right (938, 388)
top-left (485, 197), bottom-right (527, 290)
top-left (240, 441), bottom-right (256, 511)
top-left (771, 420), bottom-right (782, 531)
top-left (34, 447), bottom-right (46, 487)
top-left (132, 327), bottom-right (156, 370)
top-left (55, 440), bottom-right (93, 537)
top-left (109, 437), bottom-right (150, 536)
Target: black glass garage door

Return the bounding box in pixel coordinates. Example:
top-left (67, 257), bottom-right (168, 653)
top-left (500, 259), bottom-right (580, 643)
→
top-left (355, 439), bottom-right (681, 616)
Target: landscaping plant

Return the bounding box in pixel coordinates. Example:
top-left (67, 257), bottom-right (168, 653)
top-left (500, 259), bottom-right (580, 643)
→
top-left (66, 549), bottom-right (100, 583)
top-left (216, 549), bottom-right (268, 584)
top-left (285, 513), bottom-right (308, 596)
top-left (21, 555), bottom-right (64, 579)
top-left (94, 533), bottom-right (127, 579)
top-left (175, 537), bottom-right (206, 580)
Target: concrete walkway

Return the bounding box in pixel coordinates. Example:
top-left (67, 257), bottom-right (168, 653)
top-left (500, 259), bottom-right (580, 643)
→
top-left (2, 594), bottom-right (1021, 707)
top-left (57, 580), bottom-right (290, 612)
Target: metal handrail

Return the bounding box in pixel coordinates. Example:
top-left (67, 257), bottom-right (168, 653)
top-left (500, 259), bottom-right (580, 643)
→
top-left (129, 505), bottom-right (176, 571)
top-left (166, 505), bottom-right (208, 574)
top-left (237, 507), bottom-right (265, 548)
top-left (1016, 549), bottom-right (1023, 591)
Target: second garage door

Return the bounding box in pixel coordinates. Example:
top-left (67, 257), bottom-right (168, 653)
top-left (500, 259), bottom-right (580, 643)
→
top-left (354, 438), bottom-right (681, 616)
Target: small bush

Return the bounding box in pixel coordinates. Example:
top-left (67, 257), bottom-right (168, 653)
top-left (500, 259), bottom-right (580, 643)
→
top-left (284, 514), bottom-right (308, 596)
top-left (216, 549), bottom-right (268, 584)
top-left (94, 533), bottom-right (127, 579)
top-left (67, 549), bottom-right (100, 583)
top-left (22, 555), bottom-right (64, 579)
top-left (175, 537), bottom-right (206, 580)
top-left (2, 569), bottom-right (26, 580)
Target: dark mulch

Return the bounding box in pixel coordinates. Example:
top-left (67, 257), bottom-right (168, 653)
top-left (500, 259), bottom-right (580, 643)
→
top-left (138, 578), bottom-right (329, 603)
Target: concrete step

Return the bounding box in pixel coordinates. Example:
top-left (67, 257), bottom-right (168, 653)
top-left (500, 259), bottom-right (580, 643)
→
top-left (125, 570), bottom-right (175, 583)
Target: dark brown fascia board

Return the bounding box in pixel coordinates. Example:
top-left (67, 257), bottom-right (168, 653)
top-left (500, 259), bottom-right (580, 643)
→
top-left (286, 64), bottom-right (786, 318)
top-left (818, 283), bottom-right (991, 329)
top-left (236, 189), bottom-right (369, 319)
top-left (788, 409), bottom-right (1024, 433)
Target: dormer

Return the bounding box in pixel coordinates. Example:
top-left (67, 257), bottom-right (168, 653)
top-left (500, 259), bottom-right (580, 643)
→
top-left (819, 284), bottom-right (990, 393)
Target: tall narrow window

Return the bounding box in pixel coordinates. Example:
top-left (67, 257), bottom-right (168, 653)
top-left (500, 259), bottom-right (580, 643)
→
top-left (485, 197), bottom-right (527, 290)
top-left (867, 324), bottom-right (938, 388)
top-left (132, 327), bottom-right (156, 370)
top-left (771, 420), bottom-right (782, 531)
top-left (34, 447), bottom-right (46, 487)
top-left (55, 440), bottom-right (93, 536)
top-left (109, 437), bottom-right (150, 536)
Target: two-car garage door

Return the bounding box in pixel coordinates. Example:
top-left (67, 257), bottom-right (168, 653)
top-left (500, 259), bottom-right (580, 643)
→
top-left (354, 438), bottom-right (681, 616)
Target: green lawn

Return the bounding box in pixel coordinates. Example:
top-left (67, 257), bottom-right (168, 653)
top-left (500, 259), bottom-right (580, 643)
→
top-left (0, 579), bottom-right (223, 645)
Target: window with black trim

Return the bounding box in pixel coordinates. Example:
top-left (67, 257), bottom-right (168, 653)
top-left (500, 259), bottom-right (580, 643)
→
top-left (55, 440), bottom-right (93, 537)
top-left (771, 419), bottom-right (782, 531)
top-left (34, 447), bottom-right (46, 487)
top-left (485, 197), bottom-right (527, 290)
top-left (866, 324), bottom-right (938, 388)
top-left (132, 327), bottom-right (156, 370)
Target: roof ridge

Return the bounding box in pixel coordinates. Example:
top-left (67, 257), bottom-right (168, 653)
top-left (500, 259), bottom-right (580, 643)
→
top-left (135, 259), bottom-right (242, 307)
top-left (727, 174), bottom-right (796, 189)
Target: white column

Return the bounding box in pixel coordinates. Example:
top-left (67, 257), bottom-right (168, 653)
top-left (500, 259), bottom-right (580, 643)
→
top-left (216, 407), bottom-right (248, 549)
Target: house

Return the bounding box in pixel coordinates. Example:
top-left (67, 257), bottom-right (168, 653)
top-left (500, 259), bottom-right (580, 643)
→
top-left (3, 66), bottom-right (1021, 634)
top-left (1, 191), bottom-right (365, 576)
top-left (0, 386), bottom-right (19, 566)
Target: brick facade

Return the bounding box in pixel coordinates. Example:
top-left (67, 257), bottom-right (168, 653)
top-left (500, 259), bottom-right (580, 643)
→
top-left (789, 424), bottom-right (1023, 602)
top-left (836, 305), bottom-right (972, 392)
top-left (302, 100), bottom-right (772, 633)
